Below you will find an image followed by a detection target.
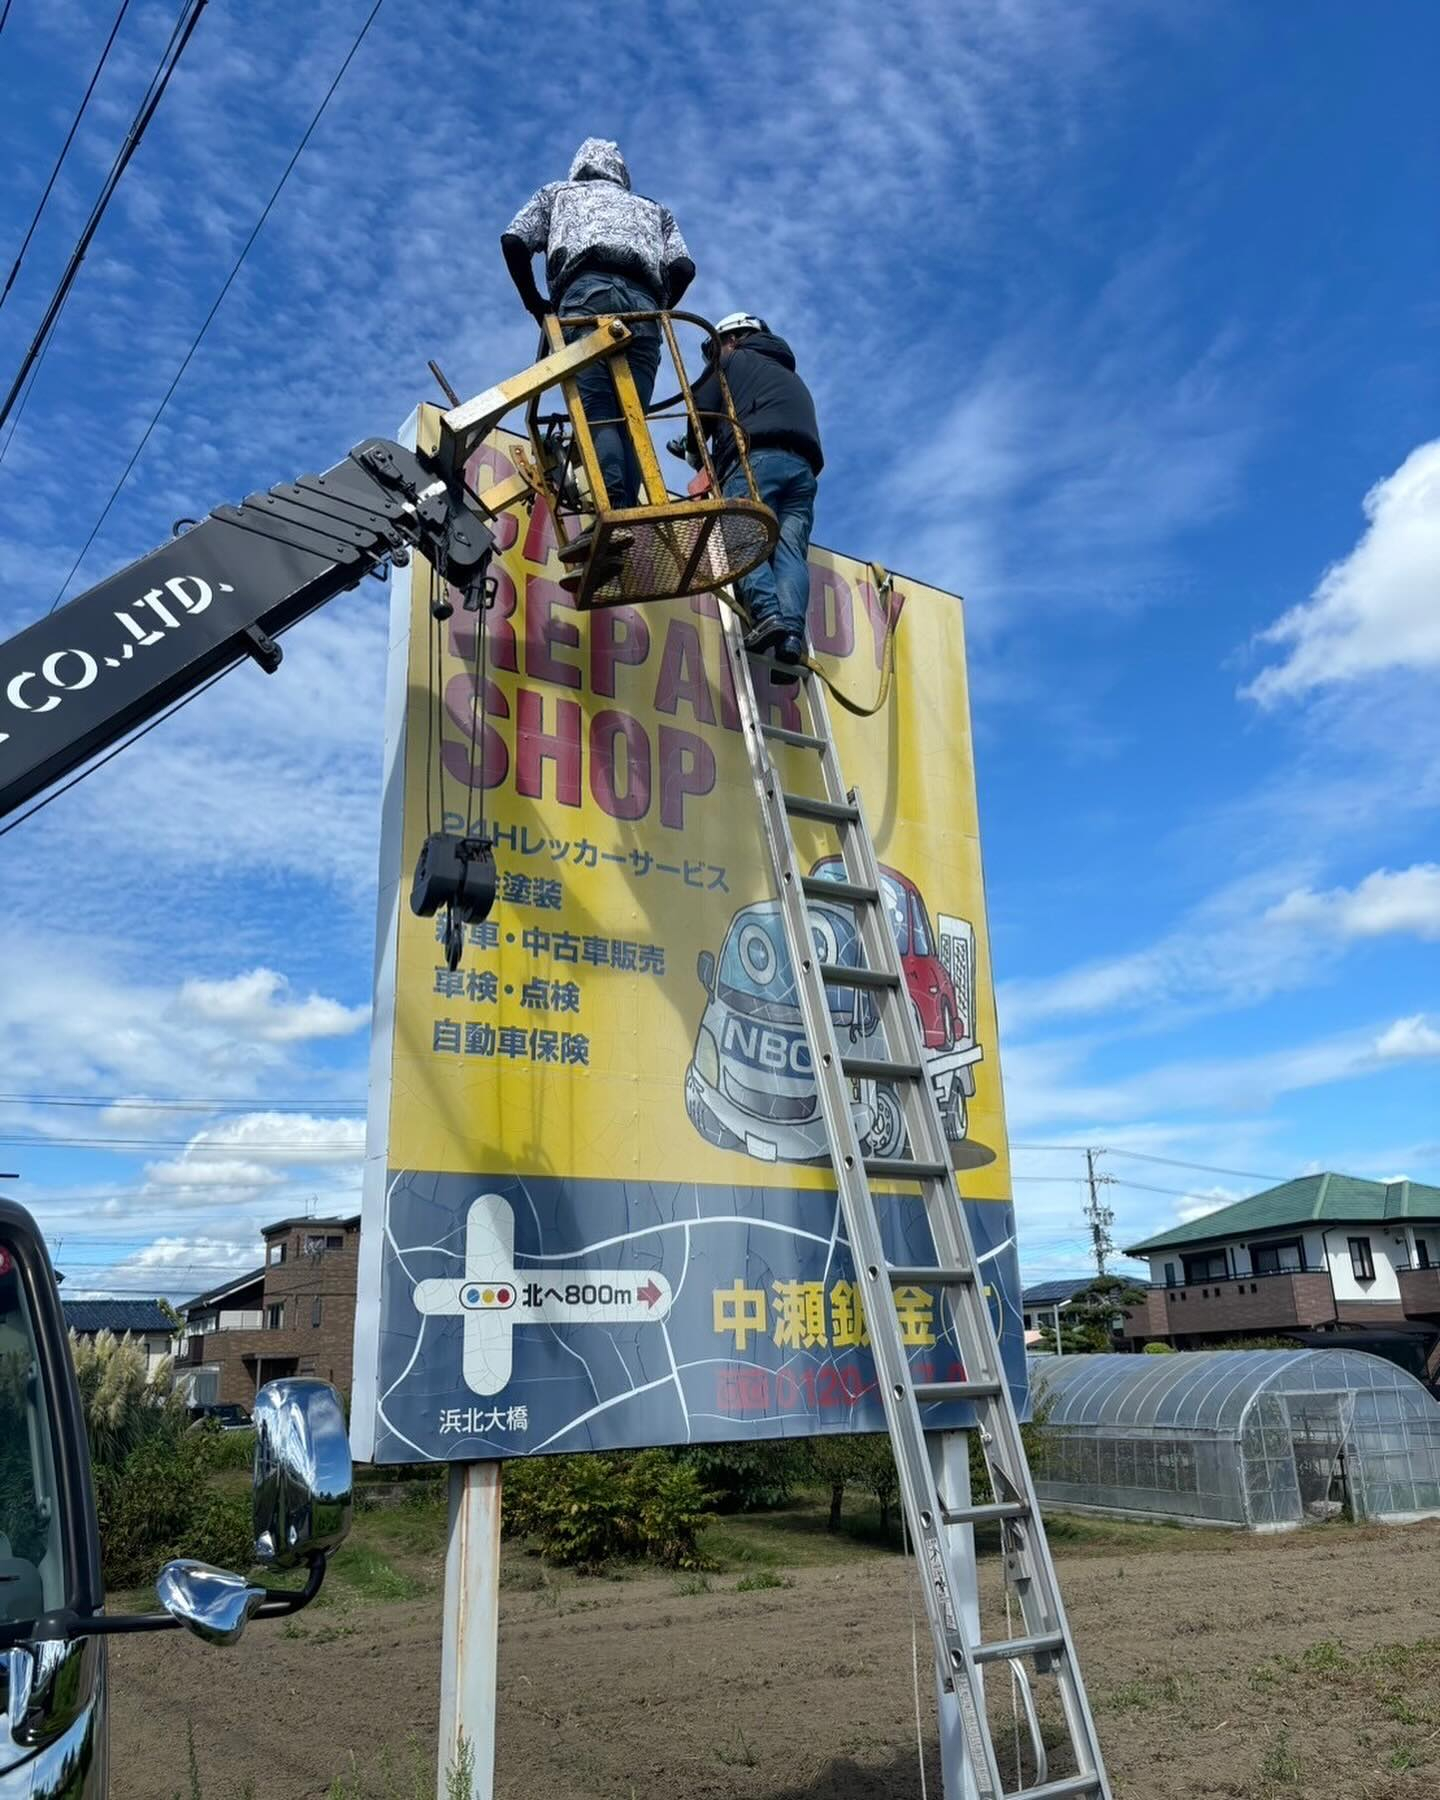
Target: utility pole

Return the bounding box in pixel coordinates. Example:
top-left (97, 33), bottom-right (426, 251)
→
top-left (1084, 1147), bottom-right (1116, 1279)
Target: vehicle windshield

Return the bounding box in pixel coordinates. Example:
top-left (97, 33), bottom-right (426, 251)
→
top-left (716, 906), bottom-right (869, 1026)
top-left (877, 871), bottom-right (912, 954)
top-left (0, 1244), bottom-right (66, 1627)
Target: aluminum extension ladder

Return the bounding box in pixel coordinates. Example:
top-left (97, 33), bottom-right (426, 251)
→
top-left (718, 606), bottom-right (1113, 1800)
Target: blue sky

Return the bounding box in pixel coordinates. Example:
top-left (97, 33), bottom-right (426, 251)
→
top-left (0, 0), bottom-right (1436, 1299)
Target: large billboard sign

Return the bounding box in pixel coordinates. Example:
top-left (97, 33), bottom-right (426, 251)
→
top-left (350, 409), bottom-right (1024, 1464)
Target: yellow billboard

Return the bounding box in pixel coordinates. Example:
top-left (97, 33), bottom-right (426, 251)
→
top-left (351, 410), bottom-right (1020, 1464)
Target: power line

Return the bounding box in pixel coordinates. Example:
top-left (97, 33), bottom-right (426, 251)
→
top-left (0, 661), bottom-right (231, 840)
top-left (0, 1134), bottom-right (360, 1152)
top-left (0, 1), bottom-right (14, 42)
top-left (1, 0), bottom-right (136, 311)
top-left (1014, 1142), bottom-right (1286, 1185)
top-left (1096, 1147), bottom-right (1285, 1184)
top-left (48, 0), bottom-right (388, 612)
top-left (0, 0), bottom-right (210, 439)
top-left (0, 1093), bottom-right (363, 1112)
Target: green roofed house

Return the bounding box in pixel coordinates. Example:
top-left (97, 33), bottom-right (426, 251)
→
top-left (1122, 1174), bottom-right (1440, 1381)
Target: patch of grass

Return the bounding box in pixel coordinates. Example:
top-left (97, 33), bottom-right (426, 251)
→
top-left (1299, 1637), bottom-right (1347, 1672)
top-left (1101, 1671), bottom-right (1190, 1713)
top-left (673, 1571), bottom-right (712, 1595)
top-left (734, 1569), bottom-right (792, 1593)
top-left (320, 1545), bottom-right (425, 1607)
top-left (1386, 1742), bottom-right (1426, 1773)
top-left (1257, 1731), bottom-right (1302, 1787)
top-left (715, 1723), bottom-right (759, 1768)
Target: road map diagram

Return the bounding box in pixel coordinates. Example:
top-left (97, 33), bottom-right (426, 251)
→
top-left (367, 1169), bottom-right (1025, 1464)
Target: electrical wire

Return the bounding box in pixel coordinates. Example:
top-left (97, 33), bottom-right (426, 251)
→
top-left (0, 0), bottom-right (209, 439)
top-left (0, 1134), bottom-right (359, 1152)
top-left (47, 0), bottom-right (388, 613)
top-left (1013, 1142), bottom-right (1287, 1184)
top-left (1, 0), bottom-right (135, 311)
top-left (0, 1094), bottom-right (363, 1112)
top-left (0, 0), bottom-right (14, 42)
top-left (0, 663), bottom-right (230, 840)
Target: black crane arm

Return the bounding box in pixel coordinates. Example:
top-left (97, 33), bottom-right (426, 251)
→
top-left (0, 436), bottom-right (492, 824)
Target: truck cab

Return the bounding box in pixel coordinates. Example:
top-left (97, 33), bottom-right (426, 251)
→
top-left (1, 1199), bottom-right (352, 1796)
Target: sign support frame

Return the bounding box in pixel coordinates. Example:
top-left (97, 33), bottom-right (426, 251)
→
top-left (930, 1428), bottom-right (982, 1800)
top-left (438, 1459), bottom-right (502, 1800)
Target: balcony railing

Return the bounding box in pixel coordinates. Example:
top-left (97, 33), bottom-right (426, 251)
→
top-left (1145, 1265), bottom-right (1317, 1290)
top-left (1397, 1264), bottom-right (1440, 1316)
top-left (1126, 1268), bottom-right (1338, 1335)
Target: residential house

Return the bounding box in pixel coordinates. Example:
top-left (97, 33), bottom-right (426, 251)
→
top-left (178, 1214), bottom-right (360, 1407)
top-left (1021, 1277), bottom-right (1142, 1351)
top-left (62, 1299), bottom-right (175, 1377)
top-left (1123, 1173), bottom-right (1440, 1377)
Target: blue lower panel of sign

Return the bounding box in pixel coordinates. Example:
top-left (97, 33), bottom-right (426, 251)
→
top-left (368, 1171), bottom-right (1026, 1463)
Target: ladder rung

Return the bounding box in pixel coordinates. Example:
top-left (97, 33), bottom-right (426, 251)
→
top-left (973, 1631), bottom-right (1065, 1666)
top-left (913, 1380), bottom-right (1003, 1403)
top-left (782, 791), bottom-right (858, 824)
top-left (841, 1055), bottom-right (923, 1081)
top-left (864, 1157), bottom-right (949, 1181)
top-left (801, 875), bottom-right (877, 905)
top-left (1008, 1777), bottom-right (1102, 1800)
top-left (821, 963), bottom-right (899, 990)
top-left (885, 1263), bottom-right (974, 1286)
top-left (939, 1499), bottom-right (1029, 1526)
top-left (760, 722), bottom-right (826, 750)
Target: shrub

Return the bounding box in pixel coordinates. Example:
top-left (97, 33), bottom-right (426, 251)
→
top-left (502, 1451), bottom-right (713, 1570)
top-left (677, 1440), bottom-right (806, 1512)
top-left (71, 1331), bottom-right (255, 1588)
top-left (192, 1424), bottom-right (256, 1471)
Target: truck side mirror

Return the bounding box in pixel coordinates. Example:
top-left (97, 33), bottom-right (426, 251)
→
top-left (155, 1561), bottom-right (267, 1647)
top-left (154, 1378), bottom-right (352, 1646)
top-left (697, 949), bottom-right (715, 991)
top-left (251, 1378), bottom-right (353, 1569)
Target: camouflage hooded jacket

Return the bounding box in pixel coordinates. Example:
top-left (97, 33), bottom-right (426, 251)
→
top-left (503, 138), bottom-right (692, 305)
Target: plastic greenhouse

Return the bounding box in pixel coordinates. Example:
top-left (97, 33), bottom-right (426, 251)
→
top-left (1029, 1350), bottom-right (1440, 1530)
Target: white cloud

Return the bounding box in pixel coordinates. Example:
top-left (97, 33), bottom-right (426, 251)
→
top-left (1175, 1188), bottom-right (1238, 1224)
top-left (176, 969), bottom-right (368, 1044)
top-left (142, 1158), bottom-right (285, 1190)
top-left (1246, 439), bottom-right (1440, 703)
top-left (1266, 864), bottom-right (1440, 942)
top-left (180, 1112), bottom-right (366, 1164)
top-left (1374, 1016), bottom-right (1440, 1061)
top-left (1009, 1014), bottom-right (1440, 1130)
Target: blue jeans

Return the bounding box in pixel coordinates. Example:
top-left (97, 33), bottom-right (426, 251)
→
top-left (557, 272), bottom-right (662, 511)
top-left (725, 449), bottom-right (817, 635)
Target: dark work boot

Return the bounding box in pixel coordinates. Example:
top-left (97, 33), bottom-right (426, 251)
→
top-left (744, 612), bottom-right (788, 658)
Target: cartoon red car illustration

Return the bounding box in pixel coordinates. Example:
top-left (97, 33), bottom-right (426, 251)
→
top-left (809, 857), bottom-right (983, 1140)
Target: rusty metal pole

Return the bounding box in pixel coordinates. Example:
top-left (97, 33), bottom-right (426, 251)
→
top-left (438, 1459), bottom-right (502, 1799)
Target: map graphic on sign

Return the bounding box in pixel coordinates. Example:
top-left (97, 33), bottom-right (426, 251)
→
top-left (413, 1192), bottom-right (673, 1396)
top-left (350, 414), bottom-right (1026, 1465)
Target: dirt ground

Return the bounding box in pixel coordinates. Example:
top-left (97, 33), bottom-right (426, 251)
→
top-left (112, 1512), bottom-right (1440, 1800)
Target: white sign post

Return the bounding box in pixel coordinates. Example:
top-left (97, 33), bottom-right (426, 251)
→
top-left (930, 1429), bottom-right (983, 1800)
top-left (438, 1461), bottom-right (501, 1800)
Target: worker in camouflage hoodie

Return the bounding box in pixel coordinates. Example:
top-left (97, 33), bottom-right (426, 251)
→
top-left (503, 139), bottom-right (694, 576)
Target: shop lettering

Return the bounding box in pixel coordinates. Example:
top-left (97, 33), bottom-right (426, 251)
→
top-left (437, 441), bottom-right (902, 833)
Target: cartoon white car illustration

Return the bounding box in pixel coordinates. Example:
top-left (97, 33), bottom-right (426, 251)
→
top-left (684, 898), bottom-right (907, 1164)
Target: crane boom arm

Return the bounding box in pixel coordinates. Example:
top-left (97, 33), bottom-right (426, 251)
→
top-left (0, 436), bottom-right (492, 823)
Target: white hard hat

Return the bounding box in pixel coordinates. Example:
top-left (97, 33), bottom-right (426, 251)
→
top-left (715, 311), bottom-right (766, 337)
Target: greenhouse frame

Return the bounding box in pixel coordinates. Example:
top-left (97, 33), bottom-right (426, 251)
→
top-left (1029, 1349), bottom-right (1440, 1530)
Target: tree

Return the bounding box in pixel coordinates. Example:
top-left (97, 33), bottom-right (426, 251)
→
top-left (1037, 1275), bottom-right (1146, 1355)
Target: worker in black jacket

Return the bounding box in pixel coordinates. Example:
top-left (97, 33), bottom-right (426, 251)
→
top-left (683, 313), bottom-right (823, 679)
